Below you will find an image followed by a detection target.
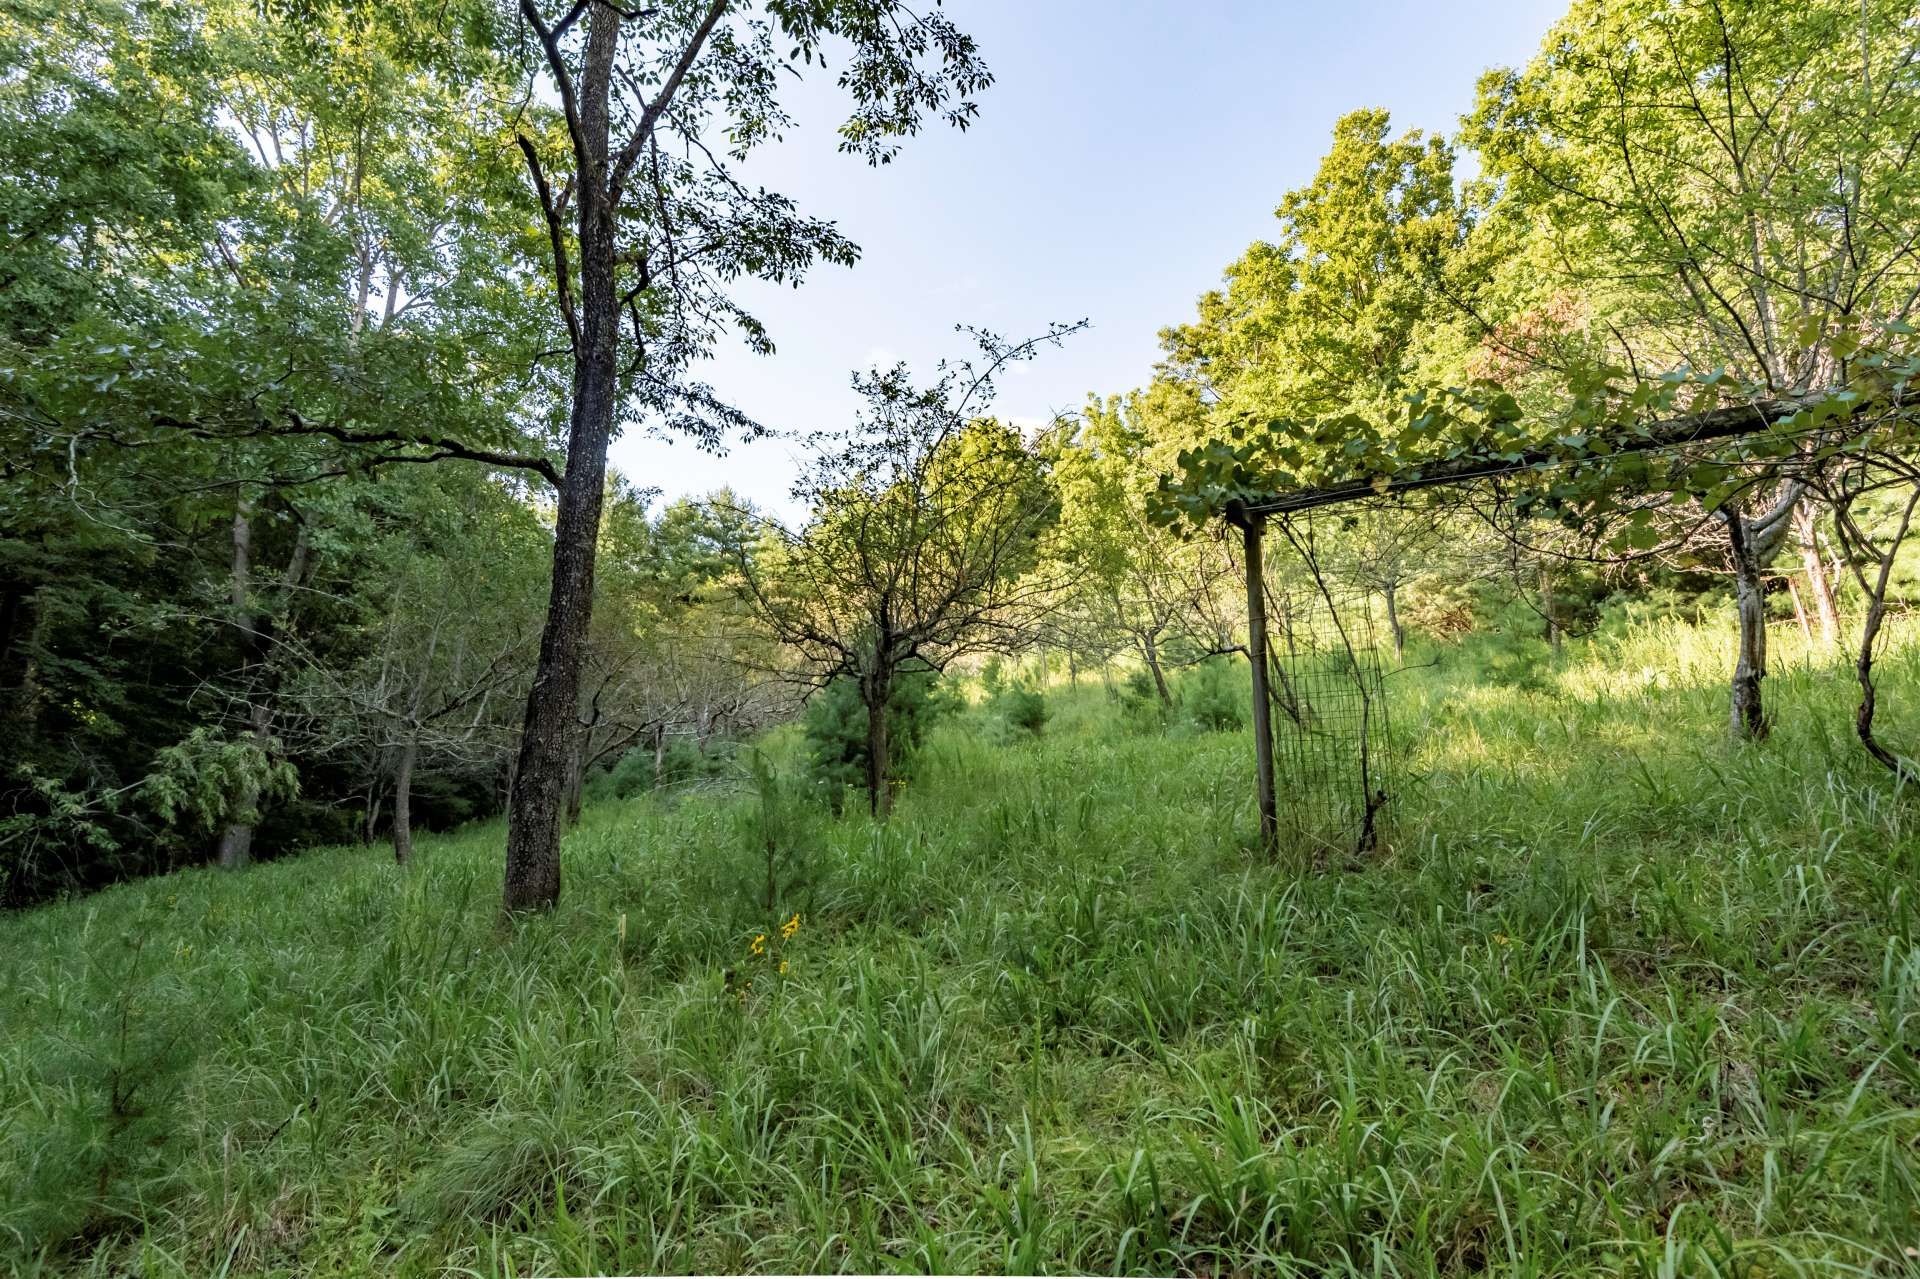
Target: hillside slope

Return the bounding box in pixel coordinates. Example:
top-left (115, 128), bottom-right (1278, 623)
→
top-left (4, 618), bottom-right (1919, 1276)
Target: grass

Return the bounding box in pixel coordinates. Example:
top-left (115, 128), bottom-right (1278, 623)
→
top-left (4, 615), bottom-right (1920, 1276)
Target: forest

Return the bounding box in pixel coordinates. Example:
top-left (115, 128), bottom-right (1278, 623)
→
top-left (4, 0), bottom-right (1920, 1274)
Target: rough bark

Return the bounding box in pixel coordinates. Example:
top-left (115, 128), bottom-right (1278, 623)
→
top-left (503, 3), bottom-right (622, 913)
top-left (391, 738), bottom-right (417, 865)
top-left (564, 736), bottom-right (585, 827)
top-left (217, 500), bottom-right (257, 869)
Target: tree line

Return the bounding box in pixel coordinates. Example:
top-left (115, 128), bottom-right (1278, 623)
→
top-left (0, 0), bottom-right (985, 905)
top-left (6, 0), bottom-right (1919, 908)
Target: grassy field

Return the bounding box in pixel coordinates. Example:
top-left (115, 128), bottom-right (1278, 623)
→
top-left (4, 616), bottom-right (1920, 1276)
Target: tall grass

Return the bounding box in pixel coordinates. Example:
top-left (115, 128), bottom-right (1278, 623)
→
top-left (3, 617), bottom-right (1918, 1275)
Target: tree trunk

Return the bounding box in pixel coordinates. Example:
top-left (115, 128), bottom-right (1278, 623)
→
top-left (216, 504), bottom-right (309, 869)
top-left (1786, 575), bottom-right (1813, 644)
top-left (1241, 514), bottom-right (1277, 857)
top-left (361, 777), bottom-right (383, 846)
top-left (1842, 489), bottom-right (1919, 782)
top-left (1727, 518), bottom-right (1770, 740)
top-left (503, 4), bottom-right (623, 914)
top-left (0, 583), bottom-right (21, 691)
top-left (1721, 484), bottom-right (1805, 741)
top-left (864, 664), bottom-right (893, 818)
top-left (1539, 564), bottom-right (1561, 655)
top-left (391, 738), bottom-right (417, 865)
top-left (1382, 579), bottom-right (1405, 658)
top-left (218, 500), bottom-right (258, 869)
top-left (652, 723), bottom-right (667, 787)
top-left (1853, 578), bottom-right (1906, 779)
top-left (1794, 502), bottom-right (1841, 650)
top-left (216, 703), bottom-right (268, 869)
top-left (1140, 631), bottom-right (1173, 706)
top-left (564, 735), bottom-right (585, 827)
top-left (0, 582), bottom-right (41, 732)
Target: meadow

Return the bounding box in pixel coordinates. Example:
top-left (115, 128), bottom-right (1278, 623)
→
top-left (4, 616), bottom-right (1919, 1277)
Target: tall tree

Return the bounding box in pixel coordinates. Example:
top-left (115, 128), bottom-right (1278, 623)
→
top-left (502, 0), bottom-right (990, 911)
top-left (1159, 108), bottom-right (1464, 424)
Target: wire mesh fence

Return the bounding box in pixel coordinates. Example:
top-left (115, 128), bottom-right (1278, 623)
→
top-left (1258, 572), bottom-right (1397, 861)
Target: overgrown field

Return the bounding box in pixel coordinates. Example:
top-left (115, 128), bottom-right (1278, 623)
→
top-left (5, 618), bottom-right (1920, 1276)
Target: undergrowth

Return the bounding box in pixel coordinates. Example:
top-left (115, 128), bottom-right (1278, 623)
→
top-left (3, 617), bottom-right (1919, 1276)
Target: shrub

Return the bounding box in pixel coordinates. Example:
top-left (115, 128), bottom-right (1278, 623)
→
top-left (1458, 597), bottom-right (1560, 691)
top-left (5, 917), bottom-right (210, 1254)
top-left (598, 736), bottom-right (737, 801)
top-left (1118, 669), bottom-right (1171, 732)
top-left (992, 682), bottom-right (1049, 737)
top-left (1182, 657), bottom-right (1246, 732)
top-left (802, 668), bottom-right (955, 810)
top-left (979, 656), bottom-right (1007, 699)
top-left (598, 748), bottom-right (656, 800)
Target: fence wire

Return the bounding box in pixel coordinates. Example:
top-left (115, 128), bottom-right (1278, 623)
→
top-left (1261, 530), bottom-right (1397, 861)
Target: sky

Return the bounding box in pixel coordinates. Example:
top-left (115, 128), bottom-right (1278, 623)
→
top-left (608, 0), bottom-right (1568, 523)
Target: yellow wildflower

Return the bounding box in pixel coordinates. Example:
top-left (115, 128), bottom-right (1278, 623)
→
top-left (778, 959), bottom-right (789, 976)
top-left (750, 933), bottom-right (766, 956)
top-left (1492, 933), bottom-right (1511, 946)
top-left (781, 912), bottom-right (801, 940)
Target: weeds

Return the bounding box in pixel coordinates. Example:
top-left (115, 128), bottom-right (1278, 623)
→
top-left (2, 617), bottom-right (1918, 1275)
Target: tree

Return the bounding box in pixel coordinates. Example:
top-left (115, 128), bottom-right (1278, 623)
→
top-left (1150, 109), bottom-right (1470, 660)
top-left (2, 0), bottom-right (569, 893)
top-left (1816, 447), bottom-right (1920, 781)
top-left (501, 0), bottom-right (991, 911)
top-left (287, 473), bottom-right (548, 863)
top-left (565, 484), bottom-right (781, 822)
top-left (1050, 388), bottom-right (1240, 703)
top-left (735, 330), bottom-right (1076, 816)
top-left (1309, 502), bottom-right (1453, 658)
top-left (1159, 108), bottom-right (1464, 424)
top-left (1463, 0), bottom-right (1920, 735)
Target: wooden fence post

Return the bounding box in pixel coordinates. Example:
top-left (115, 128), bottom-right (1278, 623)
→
top-left (1236, 505), bottom-right (1278, 856)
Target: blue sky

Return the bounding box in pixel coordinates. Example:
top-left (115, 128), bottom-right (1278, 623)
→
top-left (609, 0), bottom-right (1566, 522)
